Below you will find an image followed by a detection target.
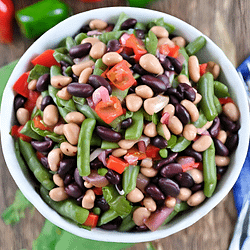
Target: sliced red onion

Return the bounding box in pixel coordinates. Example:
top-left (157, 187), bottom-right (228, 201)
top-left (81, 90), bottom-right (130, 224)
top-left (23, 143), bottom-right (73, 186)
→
top-left (87, 30), bottom-right (103, 36)
top-left (86, 96), bottom-right (95, 109)
top-left (138, 136), bottom-right (150, 148)
top-left (176, 53), bottom-right (185, 65)
top-left (92, 86), bottom-right (110, 106)
top-left (197, 127), bottom-right (210, 136)
top-left (73, 55), bottom-right (90, 65)
top-left (124, 154), bottom-right (138, 165)
top-left (138, 140), bottom-right (146, 153)
top-left (82, 169), bottom-right (109, 187)
top-left (177, 156), bottom-right (195, 166)
top-left (156, 49), bottom-right (167, 62)
top-left (120, 33), bottom-right (130, 45)
top-left (98, 149), bottom-right (112, 167)
top-left (160, 112), bottom-right (170, 125)
top-left (90, 148), bottom-right (104, 162)
top-left (136, 173), bottom-right (150, 194)
top-left (144, 206), bottom-right (174, 231)
top-left (165, 70), bottom-right (175, 85)
top-left (115, 184), bottom-right (125, 195)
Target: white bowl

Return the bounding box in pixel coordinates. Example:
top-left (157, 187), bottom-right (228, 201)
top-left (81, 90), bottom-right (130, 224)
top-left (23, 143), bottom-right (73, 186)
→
top-left (1, 7), bottom-right (250, 243)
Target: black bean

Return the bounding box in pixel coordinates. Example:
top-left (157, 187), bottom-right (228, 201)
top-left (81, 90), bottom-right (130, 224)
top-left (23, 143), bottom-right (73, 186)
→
top-left (88, 75), bottom-right (112, 95)
top-left (107, 39), bottom-right (121, 52)
top-left (120, 118), bottom-right (133, 129)
top-left (175, 103), bottom-right (190, 125)
top-left (177, 83), bottom-right (196, 102)
top-left (90, 158), bottom-right (105, 169)
top-left (160, 57), bottom-right (174, 71)
top-left (183, 147), bottom-right (203, 162)
top-left (64, 174), bottom-right (73, 186)
top-left (217, 166), bottom-right (227, 176)
top-left (67, 83), bottom-right (94, 98)
top-left (95, 197), bottom-right (110, 212)
top-left (41, 95), bottom-right (54, 111)
top-left (160, 163), bottom-right (183, 178)
top-left (165, 87), bottom-right (184, 100)
top-left (167, 56), bottom-right (183, 74)
top-left (135, 29), bottom-right (145, 39)
top-left (120, 52), bottom-right (135, 65)
top-left (65, 182), bottom-right (83, 199)
top-left (145, 183), bottom-right (165, 201)
top-left (58, 158), bottom-right (77, 178)
top-left (14, 94), bottom-right (26, 112)
top-left (214, 138), bottom-right (229, 156)
top-left (209, 117), bottom-right (220, 138)
top-left (74, 168), bottom-right (85, 190)
top-left (190, 183), bottom-right (203, 193)
top-left (80, 24), bottom-right (90, 33)
top-left (72, 74), bottom-right (79, 82)
top-left (158, 178), bottom-right (180, 197)
top-left (41, 157), bottom-right (49, 169)
top-left (225, 133), bottom-right (239, 153)
top-left (175, 172), bottom-right (194, 188)
top-left (154, 152), bottom-right (178, 170)
top-left (69, 43), bottom-right (92, 58)
top-left (151, 135), bottom-right (168, 149)
top-left (36, 73), bottom-right (50, 92)
top-left (96, 126), bottom-right (122, 142)
top-left (169, 95), bottom-right (179, 105)
top-left (132, 64), bottom-right (148, 75)
top-left (121, 18), bottom-right (137, 30)
top-left (220, 115), bottom-right (236, 132)
top-left (141, 75), bottom-right (168, 94)
top-left (31, 139), bottom-right (53, 153)
top-left (105, 169), bottom-right (121, 185)
top-left (157, 75), bottom-right (170, 89)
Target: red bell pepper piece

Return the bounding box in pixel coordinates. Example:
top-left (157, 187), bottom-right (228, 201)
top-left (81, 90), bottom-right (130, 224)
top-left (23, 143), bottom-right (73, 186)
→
top-left (12, 72), bottom-right (30, 98)
top-left (92, 187), bottom-right (103, 196)
top-left (36, 151), bottom-right (45, 162)
top-left (31, 49), bottom-right (60, 68)
top-left (11, 125), bottom-right (32, 142)
top-left (145, 145), bottom-right (160, 159)
top-left (199, 63), bottom-right (208, 76)
top-left (95, 96), bottom-right (123, 124)
top-left (218, 97), bottom-right (234, 105)
top-left (83, 212), bottom-right (99, 228)
top-left (159, 44), bottom-right (180, 58)
top-left (106, 60), bottom-right (136, 91)
top-left (125, 147), bottom-right (147, 160)
top-left (24, 90), bottom-right (40, 113)
top-left (33, 115), bottom-right (54, 131)
top-left (0, 0), bottom-right (14, 43)
top-left (107, 155), bottom-right (129, 174)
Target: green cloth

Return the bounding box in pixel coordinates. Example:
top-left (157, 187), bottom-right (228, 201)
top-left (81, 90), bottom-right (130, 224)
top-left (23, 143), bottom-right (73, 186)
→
top-left (127, 0), bottom-right (155, 7)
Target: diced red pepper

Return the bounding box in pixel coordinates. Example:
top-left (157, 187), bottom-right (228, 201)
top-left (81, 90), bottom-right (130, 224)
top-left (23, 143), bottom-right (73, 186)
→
top-left (126, 147), bottom-right (147, 160)
top-left (11, 125), bottom-right (32, 142)
top-left (83, 212), bottom-right (99, 228)
top-left (95, 96), bottom-right (123, 124)
top-left (199, 63), bottom-right (208, 76)
top-left (107, 155), bottom-right (129, 174)
top-left (106, 60), bottom-right (136, 91)
top-left (145, 145), bottom-right (160, 159)
top-left (24, 90), bottom-right (40, 113)
top-left (36, 151), bottom-right (45, 162)
top-left (92, 187), bottom-right (103, 196)
top-left (195, 162), bottom-right (203, 171)
top-left (100, 66), bottom-right (110, 78)
top-left (181, 161), bottom-right (196, 172)
top-left (33, 115), bottom-right (54, 131)
top-left (31, 49), bottom-right (60, 68)
top-left (219, 97), bottom-right (234, 105)
top-left (12, 72), bottom-right (30, 98)
top-left (159, 44), bottom-right (180, 58)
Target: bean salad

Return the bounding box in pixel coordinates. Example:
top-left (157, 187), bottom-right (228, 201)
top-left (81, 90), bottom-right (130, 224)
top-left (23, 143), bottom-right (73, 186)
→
top-left (11, 12), bottom-right (240, 232)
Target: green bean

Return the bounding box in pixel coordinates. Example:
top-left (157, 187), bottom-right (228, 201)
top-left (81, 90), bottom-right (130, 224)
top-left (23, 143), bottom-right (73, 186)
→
top-left (185, 36), bottom-right (206, 56)
top-left (174, 201), bottom-right (189, 212)
top-left (27, 65), bottom-right (50, 82)
top-left (65, 36), bottom-right (76, 51)
top-left (145, 30), bottom-right (158, 55)
top-left (171, 137), bottom-right (191, 152)
top-left (77, 118), bottom-right (96, 176)
top-left (99, 31), bottom-right (124, 44)
top-left (159, 148), bottom-right (168, 158)
top-left (113, 12), bottom-right (129, 31)
top-left (92, 58), bottom-right (108, 76)
top-left (54, 47), bottom-right (68, 54)
top-left (214, 81), bottom-right (230, 98)
top-left (193, 110), bottom-right (207, 128)
top-left (213, 95), bottom-right (222, 114)
top-left (122, 165), bottom-right (140, 195)
top-left (197, 72), bottom-right (218, 121)
top-left (18, 138), bottom-right (55, 190)
top-left (97, 209), bottom-right (118, 226)
top-left (167, 135), bottom-right (177, 149)
top-left (135, 22), bottom-right (146, 30)
top-left (53, 51), bottom-right (73, 65)
top-left (20, 120), bottom-right (43, 141)
top-left (147, 17), bottom-right (175, 34)
top-left (178, 47), bottom-right (189, 78)
top-left (41, 90), bottom-right (49, 98)
top-left (14, 139), bottom-right (29, 176)
top-left (109, 111), bottom-right (133, 131)
top-left (75, 33), bottom-right (88, 45)
top-left (111, 87), bottom-right (129, 102)
top-left (125, 109), bottom-right (144, 140)
top-left (90, 134), bottom-right (102, 147)
top-left (101, 141), bottom-right (119, 149)
top-left (143, 110), bottom-right (159, 125)
top-left (157, 123), bottom-right (169, 139)
top-left (72, 96), bottom-right (86, 105)
top-left (203, 141), bottom-right (217, 197)
top-left (40, 186), bottom-right (89, 224)
top-left (118, 206), bottom-right (139, 232)
top-left (92, 207), bottom-right (101, 216)
top-left (63, 66), bottom-right (72, 77)
top-left (163, 210), bottom-right (178, 224)
top-left (50, 65), bottom-right (62, 77)
top-left (98, 168), bottom-right (108, 176)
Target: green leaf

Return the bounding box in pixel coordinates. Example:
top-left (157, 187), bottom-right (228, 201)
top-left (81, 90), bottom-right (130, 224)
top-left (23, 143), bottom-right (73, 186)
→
top-left (75, 33), bottom-right (88, 45)
top-left (145, 30), bottom-right (158, 55)
top-left (27, 65), bottom-right (50, 82)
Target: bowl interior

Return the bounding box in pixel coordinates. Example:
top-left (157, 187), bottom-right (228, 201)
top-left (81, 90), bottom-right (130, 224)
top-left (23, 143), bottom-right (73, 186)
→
top-left (1, 7), bottom-right (249, 243)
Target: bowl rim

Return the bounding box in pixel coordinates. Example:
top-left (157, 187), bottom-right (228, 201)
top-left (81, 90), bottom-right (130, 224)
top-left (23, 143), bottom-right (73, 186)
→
top-left (1, 6), bottom-right (250, 243)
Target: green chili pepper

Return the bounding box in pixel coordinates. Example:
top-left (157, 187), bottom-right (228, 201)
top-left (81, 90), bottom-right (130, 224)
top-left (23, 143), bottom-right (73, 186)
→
top-left (97, 209), bottom-right (119, 226)
top-left (75, 33), bottom-right (88, 45)
top-left (101, 141), bottom-right (119, 149)
top-left (18, 138), bottom-right (55, 190)
top-left (214, 81), bottom-right (230, 98)
top-left (213, 95), bottom-right (222, 114)
top-left (65, 36), bottom-right (76, 51)
top-left (125, 109), bottom-right (144, 140)
top-left (203, 141), bottom-right (217, 198)
top-left (50, 65), bottom-right (62, 77)
top-left (185, 36), bottom-right (206, 56)
top-left (159, 148), bottom-right (168, 158)
top-left (99, 31), bottom-right (124, 44)
top-left (171, 137), bottom-right (191, 152)
top-left (20, 120), bottom-right (43, 141)
top-left (145, 30), bottom-right (158, 55)
top-left (53, 51), bottom-right (73, 65)
top-left (122, 165), bottom-right (140, 195)
top-left (167, 135), bottom-right (177, 149)
top-left (178, 47), bottom-right (189, 78)
top-left (92, 58), bottom-right (108, 76)
top-left (40, 185), bottom-right (89, 224)
top-left (193, 110), bottom-right (208, 128)
top-left (197, 72), bottom-right (218, 121)
top-left (27, 64), bottom-right (50, 82)
top-left (113, 12), bottom-right (129, 31)
top-left (77, 118), bottom-right (96, 177)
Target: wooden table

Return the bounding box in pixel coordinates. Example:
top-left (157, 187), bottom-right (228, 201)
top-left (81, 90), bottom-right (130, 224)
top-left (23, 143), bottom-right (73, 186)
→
top-left (0, 0), bottom-right (248, 249)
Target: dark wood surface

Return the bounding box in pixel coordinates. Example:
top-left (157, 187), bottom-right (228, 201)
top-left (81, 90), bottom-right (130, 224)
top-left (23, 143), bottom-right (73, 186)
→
top-left (1, 0), bottom-right (248, 249)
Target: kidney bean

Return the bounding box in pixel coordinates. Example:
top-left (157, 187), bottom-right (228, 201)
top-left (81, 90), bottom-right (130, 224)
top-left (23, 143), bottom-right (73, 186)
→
top-left (175, 103), bottom-right (190, 125)
top-left (220, 115), bottom-right (236, 132)
top-left (74, 168), bottom-right (85, 190)
top-left (190, 183), bottom-right (204, 193)
top-left (217, 166), bottom-right (227, 176)
top-left (95, 196), bottom-right (110, 212)
top-left (60, 60), bottom-right (70, 68)
top-left (145, 183), bottom-right (165, 201)
top-left (72, 74), bottom-right (79, 82)
top-left (96, 126), bottom-right (122, 142)
top-left (169, 95), bottom-right (179, 105)
top-left (105, 169), bottom-right (121, 185)
top-left (64, 174), bottom-right (73, 186)
top-left (151, 135), bottom-right (168, 149)
top-left (67, 83), bottom-right (94, 98)
top-left (107, 39), bottom-right (121, 52)
top-left (167, 56), bottom-right (182, 74)
top-left (233, 121), bottom-right (241, 133)
top-left (120, 118), bottom-right (133, 129)
top-left (225, 133), bottom-right (239, 153)
top-left (140, 75), bottom-right (168, 94)
top-left (177, 83), bottom-right (196, 102)
top-left (58, 157), bottom-right (77, 178)
top-left (41, 157), bottom-right (49, 169)
top-left (154, 152), bottom-right (178, 170)
top-left (69, 43), bottom-right (92, 58)
top-left (166, 87), bottom-right (184, 101)
top-left (160, 163), bottom-right (183, 178)
top-left (158, 178), bottom-right (180, 197)
top-left (216, 130), bottom-right (227, 144)
top-left (134, 225), bottom-right (149, 232)
top-left (100, 217), bottom-right (122, 230)
top-left (80, 24), bottom-right (90, 33)
top-left (135, 29), bottom-right (145, 39)
top-left (88, 75), bottom-right (112, 95)
top-left (209, 116), bottom-right (220, 138)
top-left (132, 63), bottom-right (149, 75)
top-left (159, 57), bottom-right (174, 71)
top-left (175, 172), bottom-right (194, 188)
top-left (76, 195), bottom-right (84, 206)
top-left (183, 147), bottom-right (203, 162)
top-left (157, 74), bottom-right (170, 88)
top-left (14, 94), bottom-right (26, 112)
top-left (40, 95), bottom-right (53, 111)
top-left (65, 182), bottom-right (83, 199)
top-left (214, 138), bottom-right (229, 156)
top-left (31, 139), bottom-right (53, 153)
top-left (120, 52), bottom-right (135, 65)
top-left (121, 18), bottom-right (137, 30)
top-left (90, 158), bottom-right (105, 169)
top-left (36, 73), bottom-right (50, 92)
